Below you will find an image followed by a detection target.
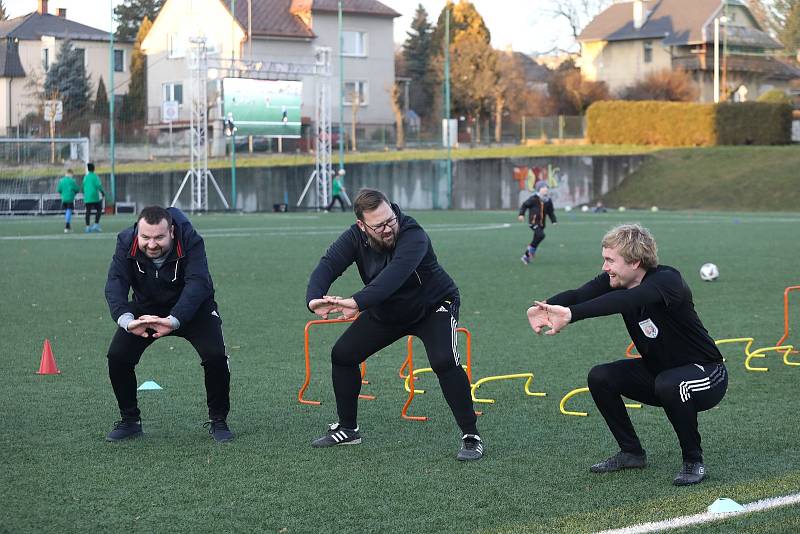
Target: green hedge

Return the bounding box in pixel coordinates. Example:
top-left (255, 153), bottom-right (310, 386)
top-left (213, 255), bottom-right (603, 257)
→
top-left (587, 100), bottom-right (792, 146)
top-left (715, 102), bottom-right (793, 145)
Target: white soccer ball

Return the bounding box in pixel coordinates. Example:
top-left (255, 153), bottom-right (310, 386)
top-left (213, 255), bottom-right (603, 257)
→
top-left (564, 205), bottom-right (572, 212)
top-left (699, 263), bottom-right (719, 282)
top-left (581, 205), bottom-right (590, 212)
top-left (651, 206), bottom-right (659, 212)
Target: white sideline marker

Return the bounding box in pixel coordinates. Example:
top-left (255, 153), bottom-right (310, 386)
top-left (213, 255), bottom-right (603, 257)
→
top-left (594, 492), bottom-right (800, 534)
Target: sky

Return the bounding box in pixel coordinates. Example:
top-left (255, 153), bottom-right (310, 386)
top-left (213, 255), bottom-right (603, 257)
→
top-left (5, 0), bottom-right (579, 54)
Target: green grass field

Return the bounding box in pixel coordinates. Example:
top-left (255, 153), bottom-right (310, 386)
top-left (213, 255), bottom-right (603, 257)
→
top-left (2, 209), bottom-right (799, 533)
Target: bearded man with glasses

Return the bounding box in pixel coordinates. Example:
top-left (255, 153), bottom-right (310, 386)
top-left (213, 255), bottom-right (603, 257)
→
top-left (306, 188), bottom-right (483, 461)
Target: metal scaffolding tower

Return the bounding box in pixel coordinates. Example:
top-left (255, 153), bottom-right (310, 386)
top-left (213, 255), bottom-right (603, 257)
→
top-left (297, 47), bottom-right (333, 210)
top-left (172, 39), bottom-right (333, 211)
top-left (172, 38), bottom-right (229, 211)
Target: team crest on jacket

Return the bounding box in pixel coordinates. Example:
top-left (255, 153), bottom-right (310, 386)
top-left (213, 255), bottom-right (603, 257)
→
top-left (638, 318), bottom-right (659, 338)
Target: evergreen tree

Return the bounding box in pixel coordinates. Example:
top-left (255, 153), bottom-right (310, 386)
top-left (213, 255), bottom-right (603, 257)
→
top-left (429, 1), bottom-right (494, 141)
top-left (114, 0), bottom-right (164, 41)
top-left (771, 0), bottom-right (800, 53)
top-left (94, 76), bottom-right (109, 117)
top-left (44, 39), bottom-right (92, 115)
top-left (126, 16), bottom-right (152, 123)
top-left (402, 4), bottom-right (434, 119)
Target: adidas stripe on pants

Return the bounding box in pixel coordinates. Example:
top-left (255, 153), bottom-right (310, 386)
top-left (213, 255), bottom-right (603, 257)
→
top-left (328, 297), bottom-right (478, 435)
top-left (587, 358), bottom-right (727, 463)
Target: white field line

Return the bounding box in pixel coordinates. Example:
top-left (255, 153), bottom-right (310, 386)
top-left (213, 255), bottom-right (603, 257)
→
top-left (0, 223), bottom-right (512, 241)
top-left (595, 492), bottom-right (800, 534)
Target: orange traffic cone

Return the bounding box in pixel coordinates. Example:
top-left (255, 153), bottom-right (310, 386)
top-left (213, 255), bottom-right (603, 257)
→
top-left (36, 339), bottom-right (61, 375)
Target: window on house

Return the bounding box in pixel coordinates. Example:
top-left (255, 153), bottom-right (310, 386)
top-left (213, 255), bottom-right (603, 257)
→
top-left (75, 48), bottom-right (86, 67)
top-left (168, 34), bottom-right (185, 58)
top-left (342, 31), bottom-right (367, 57)
top-left (114, 49), bottom-right (125, 72)
top-left (42, 48), bottom-right (50, 71)
top-left (343, 81), bottom-right (368, 106)
top-left (643, 41), bottom-right (653, 63)
top-left (163, 82), bottom-right (183, 104)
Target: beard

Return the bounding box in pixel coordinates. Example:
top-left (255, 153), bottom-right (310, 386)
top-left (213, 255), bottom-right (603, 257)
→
top-left (366, 229), bottom-right (397, 252)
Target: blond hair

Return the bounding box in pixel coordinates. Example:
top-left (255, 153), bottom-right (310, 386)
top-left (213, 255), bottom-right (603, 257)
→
top-left (601, 223), bottom-right (659, 269)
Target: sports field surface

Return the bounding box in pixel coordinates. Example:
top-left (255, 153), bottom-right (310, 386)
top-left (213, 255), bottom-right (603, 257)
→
top-left (2, 209), bottom-right (799, 533)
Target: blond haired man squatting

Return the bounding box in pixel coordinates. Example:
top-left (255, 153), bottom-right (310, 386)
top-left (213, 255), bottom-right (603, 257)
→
top-left (527, 224), bottom-right (727, 486)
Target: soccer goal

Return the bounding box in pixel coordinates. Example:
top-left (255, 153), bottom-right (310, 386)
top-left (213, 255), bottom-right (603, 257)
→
top-left (0, 137), bottom-right (90, 168)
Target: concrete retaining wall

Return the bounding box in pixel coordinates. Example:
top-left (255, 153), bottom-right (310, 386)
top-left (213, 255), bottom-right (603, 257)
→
top-left (2, 155), bottom-right (646, 212)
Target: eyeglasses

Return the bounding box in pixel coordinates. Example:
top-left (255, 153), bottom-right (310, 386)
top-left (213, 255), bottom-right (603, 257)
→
top-left (363, 216), bottom-right (397, 233)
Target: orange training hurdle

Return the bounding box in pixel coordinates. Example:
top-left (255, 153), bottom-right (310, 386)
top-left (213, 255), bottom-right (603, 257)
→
top-left (401, 328), bottom-right (476, 421)
top-left (775, 285), bottom-right (800, 355)
top-left (298, 317), bottom-right (374, 406)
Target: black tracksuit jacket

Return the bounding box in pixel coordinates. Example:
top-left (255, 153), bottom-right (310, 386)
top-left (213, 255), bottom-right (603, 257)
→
top-left (306, 203), bottom-right (458, 324)
top-left (105, 207), bottom-right (215, 325)
top-left (548, 265), bottom-right (723, 375)
top-left (519, 193), bottom-right (557, 228)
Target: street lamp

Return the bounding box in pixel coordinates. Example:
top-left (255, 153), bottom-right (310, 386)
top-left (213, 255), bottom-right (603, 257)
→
top-left (224, 112), bottom-right (237, 209)
top-left (713, 16), bottom-right (728, 103)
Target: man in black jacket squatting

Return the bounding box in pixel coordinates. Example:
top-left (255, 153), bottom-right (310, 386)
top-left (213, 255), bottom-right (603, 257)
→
top-left (104, 206), bottom-right (233, 443)
top-left (306, 189), bottom-right (483, 460)
top-left (528, 223), bottom-right (727, 485)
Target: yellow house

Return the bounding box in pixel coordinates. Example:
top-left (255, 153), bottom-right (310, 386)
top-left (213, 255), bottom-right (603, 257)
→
top-left (0, 0), bottom-right (133, 135)
top-left (578, 0), bottom-right (798, 102)
top-left (141, 0), bottom-right (400, 137)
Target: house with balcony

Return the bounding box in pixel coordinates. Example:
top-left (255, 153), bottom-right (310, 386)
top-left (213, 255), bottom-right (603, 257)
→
top-left (0, 0), bottom-right (133, 136)
top-left (141, 0), bottom-right (400, 148)
top-left (578, 0), bottom-right (799, 102)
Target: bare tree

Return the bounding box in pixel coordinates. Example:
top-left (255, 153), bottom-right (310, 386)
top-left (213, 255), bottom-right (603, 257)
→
top-left (492, 50), bottom-right (527, 143)
top-left (617, 68), bottom-right (699, 102)
top-left (547, 0), bottom-right (611, 43)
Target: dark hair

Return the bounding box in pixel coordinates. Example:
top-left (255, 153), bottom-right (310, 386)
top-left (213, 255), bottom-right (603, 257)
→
top-left (87, 162), bottom-right (95, 172)
top-left (138, 206), bottom-right (172, 227)
top-left (353, 188), bottom-right (389, 220)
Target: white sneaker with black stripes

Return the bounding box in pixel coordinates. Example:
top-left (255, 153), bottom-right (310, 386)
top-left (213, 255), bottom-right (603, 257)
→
top-left (311, 422), bottom-right (362, 448)
top-left (457, 434), bottom-right (484, 461)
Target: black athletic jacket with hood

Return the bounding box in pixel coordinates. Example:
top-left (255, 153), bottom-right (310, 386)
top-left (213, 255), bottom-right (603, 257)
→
top-left (105, 207), bottom-right (215, 325)
top-left (306, 203), bottom-right (458, 324)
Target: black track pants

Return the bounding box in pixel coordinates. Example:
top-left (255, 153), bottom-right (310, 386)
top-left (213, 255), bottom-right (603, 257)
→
top-left (587, 358), bottom-right (727, 462)
top-left (529, 225), bottom-right (546, 249)
top-left (106, 304), bottom-right (230, 421)
top-left (329, 298), bottom-right (477, 434)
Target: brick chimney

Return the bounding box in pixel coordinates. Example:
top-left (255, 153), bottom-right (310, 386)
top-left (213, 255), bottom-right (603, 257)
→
top-left (38, 0), bottom-right (49, 15)
top-left (57, 8), bottom-right (67, 18)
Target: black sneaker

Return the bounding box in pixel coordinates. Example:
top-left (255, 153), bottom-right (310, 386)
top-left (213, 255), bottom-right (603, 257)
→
top-left (673, 462), bottom-right (706, 486)
top-left (204, 419), bottom-right (235, 443)
top-left (590, 450), bottom-right (647, 473)
top-left (457, 434), bottom-right (484, 461)
top-left (106, 420), bottom-right (143, 442)
top-left (311, 423), bottom-right (362, 447)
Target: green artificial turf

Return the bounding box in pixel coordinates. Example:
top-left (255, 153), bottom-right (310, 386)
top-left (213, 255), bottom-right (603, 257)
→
top-left (1, 209), bottom-right (798, 533)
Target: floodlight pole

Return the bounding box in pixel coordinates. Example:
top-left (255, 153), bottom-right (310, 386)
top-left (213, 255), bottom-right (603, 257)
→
top-left (109, 1), bottom-right (116, 204)
top-left (444, 9), bottom-right (452, 209)
top-left (230, 130), bottom-right (236, 209)
top-left (713, 17), bottom-right (720, 103)
top-left (338, 0), bottom-right (345, 173)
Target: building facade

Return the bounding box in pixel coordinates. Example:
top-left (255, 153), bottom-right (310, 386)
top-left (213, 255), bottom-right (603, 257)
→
top-left (578, 0), bottom-right (798, 102)
top-left (141, 0), bottom-right (399, 145)
top-left (0, 0), bottom-right (133, 136)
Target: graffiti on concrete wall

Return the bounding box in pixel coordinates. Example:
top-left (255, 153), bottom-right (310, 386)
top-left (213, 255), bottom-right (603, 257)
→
top-left (512, 162), bottom-right (594, 208)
